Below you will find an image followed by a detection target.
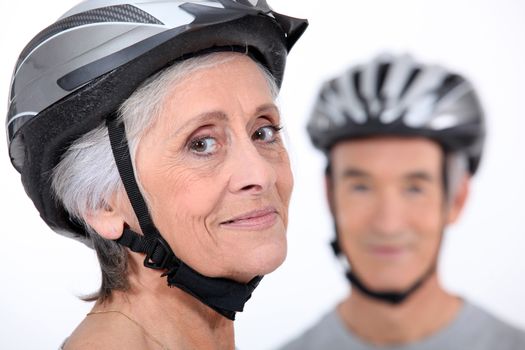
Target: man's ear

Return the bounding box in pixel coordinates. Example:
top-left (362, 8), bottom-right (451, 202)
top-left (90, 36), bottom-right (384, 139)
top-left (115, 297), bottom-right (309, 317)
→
top-left (446, 174), bottom-right (470, 225)
top-left (84, 200), bottom-right (126, 240)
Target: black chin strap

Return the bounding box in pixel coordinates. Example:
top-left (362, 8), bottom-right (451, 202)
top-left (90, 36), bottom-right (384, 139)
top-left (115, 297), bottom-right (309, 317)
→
top-left (331, 236), bottom-right (434, 305)
top-left (345, 263), bottom-right (433, 305)
top-left (106, 115), bottom-right (261, 320)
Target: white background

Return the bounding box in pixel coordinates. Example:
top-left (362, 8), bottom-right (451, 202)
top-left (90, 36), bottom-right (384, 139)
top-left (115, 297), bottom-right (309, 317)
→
top-left (1, 1), bottom-right (525, 349)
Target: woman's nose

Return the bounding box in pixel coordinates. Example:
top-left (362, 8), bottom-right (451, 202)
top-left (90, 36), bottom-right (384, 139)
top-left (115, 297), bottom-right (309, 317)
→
top-left (227, 141), bottom-right (277, 195)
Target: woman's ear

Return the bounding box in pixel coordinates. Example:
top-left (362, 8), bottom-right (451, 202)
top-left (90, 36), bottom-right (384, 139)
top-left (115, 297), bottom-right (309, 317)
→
top-left (446, 174), bottom-right (470, 225)
top-left (84, 201), bottom-right (125, 240)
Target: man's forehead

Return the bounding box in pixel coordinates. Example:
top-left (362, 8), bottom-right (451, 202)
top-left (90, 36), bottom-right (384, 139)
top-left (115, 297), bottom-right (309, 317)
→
top-left (330, 136), bottom-right (444, 176)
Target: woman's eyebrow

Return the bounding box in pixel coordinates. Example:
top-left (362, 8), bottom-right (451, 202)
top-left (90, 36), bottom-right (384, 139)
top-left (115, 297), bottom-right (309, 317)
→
top-left (169, 103), bottom-right (280, 137)
top-left (169, 111), bottom-right (228, 139)
top-left (253, 103), bottom-right (280, 117)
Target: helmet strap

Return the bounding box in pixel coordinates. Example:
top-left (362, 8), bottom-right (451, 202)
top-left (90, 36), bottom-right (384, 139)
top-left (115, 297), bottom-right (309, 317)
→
top-left (106, 115), bottom-right (261, 320)
top-left (332, 238), bottom-right (435, 305)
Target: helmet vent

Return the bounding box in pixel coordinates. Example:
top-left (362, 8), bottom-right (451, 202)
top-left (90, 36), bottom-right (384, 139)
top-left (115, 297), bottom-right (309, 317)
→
top-left (399, 67), bottom-right (421, 99)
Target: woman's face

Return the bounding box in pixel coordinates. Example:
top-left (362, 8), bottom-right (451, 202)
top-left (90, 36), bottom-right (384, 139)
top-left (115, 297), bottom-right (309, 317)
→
top-left (133, 54), bottom-right (293, 282)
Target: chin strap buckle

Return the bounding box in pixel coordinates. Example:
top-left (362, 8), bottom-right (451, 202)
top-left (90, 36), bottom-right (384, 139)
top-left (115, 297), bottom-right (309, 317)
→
top-left (143, 235), bottom-right (179, 271)
top-left (117, 227), bottom-right (180, 272)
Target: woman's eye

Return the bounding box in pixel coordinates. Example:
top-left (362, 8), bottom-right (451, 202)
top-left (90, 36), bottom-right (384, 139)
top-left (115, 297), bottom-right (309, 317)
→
top-left (252, 125), bottom-right (282, 143)
top-left (189, 137), bottom-right (217, 155)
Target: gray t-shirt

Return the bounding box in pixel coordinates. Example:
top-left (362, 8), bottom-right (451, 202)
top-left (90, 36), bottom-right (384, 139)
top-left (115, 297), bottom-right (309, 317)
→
top-left (278, 301), bottom-right (525, 350)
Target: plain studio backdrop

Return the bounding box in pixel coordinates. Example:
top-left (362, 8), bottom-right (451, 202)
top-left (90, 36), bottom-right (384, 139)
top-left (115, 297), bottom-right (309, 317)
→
top-left (1, 1), bottom-right (524, 349)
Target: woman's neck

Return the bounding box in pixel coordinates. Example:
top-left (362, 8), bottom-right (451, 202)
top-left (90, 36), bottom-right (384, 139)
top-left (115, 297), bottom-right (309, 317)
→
top-left (94, 270), bottom-right (235, 350)
top-left (338, 273), bottom-right (462, 345)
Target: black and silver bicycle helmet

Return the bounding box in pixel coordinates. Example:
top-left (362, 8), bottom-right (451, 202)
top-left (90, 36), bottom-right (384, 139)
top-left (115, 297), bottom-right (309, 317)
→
top-left (308, 53), bottom-right (485, 174)
top-left (8, 0), bottom-right (307, 240)
top-left (6, 0), bottom-right (307, 320)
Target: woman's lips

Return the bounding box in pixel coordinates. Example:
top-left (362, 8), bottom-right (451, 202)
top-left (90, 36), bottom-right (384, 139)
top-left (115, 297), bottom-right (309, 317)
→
top-left (220, 207), bottom-right (278, 230)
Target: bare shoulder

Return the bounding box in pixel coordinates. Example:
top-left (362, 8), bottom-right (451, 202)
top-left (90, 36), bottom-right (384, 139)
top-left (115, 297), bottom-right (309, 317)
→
top-left (63, 313), bottom-right (149, 350)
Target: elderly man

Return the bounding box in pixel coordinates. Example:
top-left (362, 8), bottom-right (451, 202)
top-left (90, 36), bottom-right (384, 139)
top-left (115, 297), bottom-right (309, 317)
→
top-left (281, 53), bottom-right (525, 350)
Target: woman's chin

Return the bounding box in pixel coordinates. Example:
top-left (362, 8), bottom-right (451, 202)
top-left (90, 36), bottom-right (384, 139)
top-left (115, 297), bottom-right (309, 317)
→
top-left (254, 245), bottom-right (287, 275)
top-left (225, 243), bottom-right (287, 283)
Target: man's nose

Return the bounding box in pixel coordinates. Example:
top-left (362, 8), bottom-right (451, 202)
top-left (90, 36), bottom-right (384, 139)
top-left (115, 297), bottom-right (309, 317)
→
top-left (371, 191), bottom-right (407, 235)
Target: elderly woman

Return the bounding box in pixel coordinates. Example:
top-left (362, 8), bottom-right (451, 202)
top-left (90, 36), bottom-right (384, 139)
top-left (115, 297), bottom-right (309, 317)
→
top-left (6, 0), bottom-right (306, 348)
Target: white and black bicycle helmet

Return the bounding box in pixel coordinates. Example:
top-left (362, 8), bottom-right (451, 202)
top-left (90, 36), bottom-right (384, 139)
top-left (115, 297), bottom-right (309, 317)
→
top-left (6, 0), bottom-right (307, 320)
top-left (308, 53), bottom-right (485, 174)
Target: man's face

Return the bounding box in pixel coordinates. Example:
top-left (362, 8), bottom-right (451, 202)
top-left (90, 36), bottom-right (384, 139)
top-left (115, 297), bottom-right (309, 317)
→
top-left (329, 136), bottom-right (463, 292)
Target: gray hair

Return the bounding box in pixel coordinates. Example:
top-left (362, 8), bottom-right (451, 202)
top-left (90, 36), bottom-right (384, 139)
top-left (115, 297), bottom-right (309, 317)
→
top-left (52, 52), bottom-right (279, 301)
top-left (445, 152), bottom-right (469, 201)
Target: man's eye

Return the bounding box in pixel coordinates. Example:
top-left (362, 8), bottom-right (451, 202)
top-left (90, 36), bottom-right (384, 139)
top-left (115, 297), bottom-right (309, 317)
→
top-left (252, 125), bottom-right (282, 143)
top-left (406, 185), bottom-right (423, 194)
top-left (351, 184), bottom-right (370, 192)
top-left (189, 137), bottom-right (217, 155)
